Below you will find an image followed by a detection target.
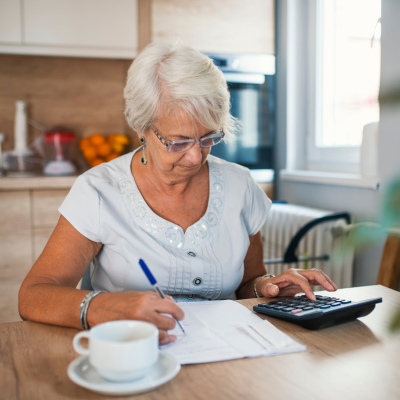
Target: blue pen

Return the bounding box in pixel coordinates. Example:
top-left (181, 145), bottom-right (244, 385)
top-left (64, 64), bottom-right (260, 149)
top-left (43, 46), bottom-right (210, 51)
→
top-left (139, 258), bottom-right (186, 335)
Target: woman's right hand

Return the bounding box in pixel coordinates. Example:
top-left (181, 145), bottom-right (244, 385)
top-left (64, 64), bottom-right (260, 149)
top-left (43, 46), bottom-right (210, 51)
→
top-left (87, 291), bottom-right (185, 344)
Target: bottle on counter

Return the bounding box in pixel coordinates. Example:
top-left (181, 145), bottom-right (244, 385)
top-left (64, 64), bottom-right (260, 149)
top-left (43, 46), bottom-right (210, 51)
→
top-left (14, 100), bottom-right (31, 156)
top-left (3, 101), bottom-right (43, 176)
top-left (0, 132), bottom-right (5, 176)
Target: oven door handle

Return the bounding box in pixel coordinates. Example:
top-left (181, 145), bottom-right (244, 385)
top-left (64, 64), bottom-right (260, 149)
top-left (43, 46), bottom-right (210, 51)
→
top-left (223, 72), bottom-right (265, 85)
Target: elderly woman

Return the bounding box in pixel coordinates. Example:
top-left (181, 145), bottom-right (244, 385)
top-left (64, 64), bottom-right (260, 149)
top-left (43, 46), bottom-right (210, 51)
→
top-left (19, 42), bottom-right (336, 344)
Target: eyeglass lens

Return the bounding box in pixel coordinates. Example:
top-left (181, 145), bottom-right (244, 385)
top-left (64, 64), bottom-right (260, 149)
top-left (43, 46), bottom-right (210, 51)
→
top-left (168, 133), bottom-right (224, 153)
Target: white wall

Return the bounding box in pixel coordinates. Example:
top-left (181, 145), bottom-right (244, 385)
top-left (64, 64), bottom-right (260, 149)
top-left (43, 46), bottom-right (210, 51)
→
top-left (275, 0), bottom-right (400, 287)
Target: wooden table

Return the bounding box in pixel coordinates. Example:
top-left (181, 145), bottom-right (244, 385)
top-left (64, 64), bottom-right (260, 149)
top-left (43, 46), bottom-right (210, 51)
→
top-left (1, 285), bottom-right (399, 400)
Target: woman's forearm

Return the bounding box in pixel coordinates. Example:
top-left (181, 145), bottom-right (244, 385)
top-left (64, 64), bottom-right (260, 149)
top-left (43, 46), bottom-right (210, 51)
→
top-left (19, 281), bottom-right (89, 329)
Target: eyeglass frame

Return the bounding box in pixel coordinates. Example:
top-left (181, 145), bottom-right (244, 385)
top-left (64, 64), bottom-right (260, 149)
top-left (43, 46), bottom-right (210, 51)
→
top-left (150, 127), bottom-right (225, 153)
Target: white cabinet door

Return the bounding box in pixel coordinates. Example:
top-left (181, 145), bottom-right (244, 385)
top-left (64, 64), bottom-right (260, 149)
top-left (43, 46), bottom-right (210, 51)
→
top-left (150, 0), bottom-right (275, 55)
top-left (0, 0), bottom-right (22, 43)
top-left (0, 0), bottom-right (138, 59)
top-left (25, 0), bottom-right (138, 49)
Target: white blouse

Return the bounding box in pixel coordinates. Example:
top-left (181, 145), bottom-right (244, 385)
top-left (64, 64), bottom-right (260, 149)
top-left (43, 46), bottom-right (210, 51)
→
top-left (59, 150), bottom-right (271, 301)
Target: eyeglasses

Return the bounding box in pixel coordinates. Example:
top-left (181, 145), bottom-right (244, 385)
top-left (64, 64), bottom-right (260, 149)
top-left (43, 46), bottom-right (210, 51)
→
top-left (151, 127), bottom-right (225, 154)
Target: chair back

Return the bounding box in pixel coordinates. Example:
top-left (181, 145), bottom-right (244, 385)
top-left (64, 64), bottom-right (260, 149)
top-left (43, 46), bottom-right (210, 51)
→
top-left (377, 235), bottom-right (400, 289)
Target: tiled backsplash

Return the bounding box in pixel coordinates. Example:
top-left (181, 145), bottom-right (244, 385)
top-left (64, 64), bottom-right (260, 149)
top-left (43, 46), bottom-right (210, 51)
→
top-left (0, 54), bottom-right (141, 152)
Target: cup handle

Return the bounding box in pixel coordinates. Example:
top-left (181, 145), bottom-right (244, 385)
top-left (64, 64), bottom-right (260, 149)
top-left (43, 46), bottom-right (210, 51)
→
top-left (73, 331), bottom-right (91, 356)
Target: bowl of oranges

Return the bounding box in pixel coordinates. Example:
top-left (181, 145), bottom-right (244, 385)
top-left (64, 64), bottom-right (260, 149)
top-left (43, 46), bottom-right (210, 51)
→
top-left (79, 133), bottom-right (131, 168)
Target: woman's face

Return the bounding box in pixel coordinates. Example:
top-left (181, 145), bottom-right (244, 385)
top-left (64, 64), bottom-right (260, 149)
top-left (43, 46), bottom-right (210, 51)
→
top-left (144, 110), bottom-right (212, 182)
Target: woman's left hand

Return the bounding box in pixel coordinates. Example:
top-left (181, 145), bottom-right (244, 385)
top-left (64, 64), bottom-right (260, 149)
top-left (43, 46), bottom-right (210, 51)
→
top-left (258, 268), bottom-right (337, 300)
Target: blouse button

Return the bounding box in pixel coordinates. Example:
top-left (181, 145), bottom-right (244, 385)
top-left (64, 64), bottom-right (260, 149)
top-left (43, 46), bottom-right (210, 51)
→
top-left (187, 294), bottom-right (194, 299)
top-left (193, 277), bottom-right (202, 286)
top-left (187, 251), bottom-right (196, 257)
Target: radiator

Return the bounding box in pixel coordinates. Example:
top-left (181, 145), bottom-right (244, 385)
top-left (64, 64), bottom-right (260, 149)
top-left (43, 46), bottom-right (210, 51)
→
top-left (261, 203), bottom-right (354, 288)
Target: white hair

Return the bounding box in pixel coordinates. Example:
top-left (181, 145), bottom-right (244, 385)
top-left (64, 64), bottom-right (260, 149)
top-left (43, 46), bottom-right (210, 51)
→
top-left (123, 42), bottom-right (237, 140)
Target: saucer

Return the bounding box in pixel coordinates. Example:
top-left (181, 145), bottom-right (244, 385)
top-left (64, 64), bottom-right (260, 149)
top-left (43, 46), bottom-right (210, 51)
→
top-left (67, 351), bottom-right (180, 396)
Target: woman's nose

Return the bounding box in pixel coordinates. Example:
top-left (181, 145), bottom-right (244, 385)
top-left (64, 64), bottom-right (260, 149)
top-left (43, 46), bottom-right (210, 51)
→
top-left (185, 142), bottom-right (203, 163)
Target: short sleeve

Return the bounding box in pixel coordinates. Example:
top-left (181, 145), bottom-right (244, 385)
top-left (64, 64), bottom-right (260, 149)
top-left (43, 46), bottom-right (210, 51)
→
top-left (243, 174), bottom-right (272, 236)
top-left (58, 175), bottom-right (101, 242)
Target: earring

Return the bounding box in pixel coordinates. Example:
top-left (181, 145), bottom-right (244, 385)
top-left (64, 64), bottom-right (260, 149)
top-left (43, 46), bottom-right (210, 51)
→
top-left (140, 136), bottom-right (147, 165)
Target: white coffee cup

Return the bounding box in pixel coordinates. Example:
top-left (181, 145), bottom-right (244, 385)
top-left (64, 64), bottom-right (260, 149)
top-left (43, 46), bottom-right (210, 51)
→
top-left (73, 320), bottom-right (159, 382)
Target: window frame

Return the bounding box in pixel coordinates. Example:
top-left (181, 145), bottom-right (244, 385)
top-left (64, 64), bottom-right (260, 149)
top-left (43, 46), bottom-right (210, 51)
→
top-left (286, 0), bottom-right (379, 175)
top-left (308, 0), bottom-right (360, 173)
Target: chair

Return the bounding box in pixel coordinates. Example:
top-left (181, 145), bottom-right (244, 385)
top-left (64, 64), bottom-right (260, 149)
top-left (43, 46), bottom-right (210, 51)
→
top-left (376, 235), bottom-right (400, 290)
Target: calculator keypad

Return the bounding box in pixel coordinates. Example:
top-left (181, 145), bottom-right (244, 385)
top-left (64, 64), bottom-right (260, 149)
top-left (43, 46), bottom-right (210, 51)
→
top-left (258, 295), bottom-right (352, 314)
top-left (253, 294), bottom-right (382, 330)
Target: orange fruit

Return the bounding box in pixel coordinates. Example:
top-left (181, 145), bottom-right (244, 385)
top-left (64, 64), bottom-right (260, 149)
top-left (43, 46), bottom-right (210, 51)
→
top-left (80, 133), bottom-right (129, 166)
top-left (105, 152), bottom-right (119, 162)
top-left (89, 133), bottom-right (106, 146)
top-left (81, 146), bottom-right (97, 161)
top-left (112, 134), bottom-right (130, 145)
top-left (96, 142), bottom-right (112, 157)
top-left (79, 137), bottom-right (91, 150)
top-left (89, 158), bottom-right (103, 167)
top-left (112, 142), bottom-right (125, 154)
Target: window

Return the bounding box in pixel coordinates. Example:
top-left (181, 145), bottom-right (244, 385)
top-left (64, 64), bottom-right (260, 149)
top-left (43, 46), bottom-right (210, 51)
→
top-left (308, 0), bottom-right (381, 173)
top-left (284, 0), bottom-right (381, 176)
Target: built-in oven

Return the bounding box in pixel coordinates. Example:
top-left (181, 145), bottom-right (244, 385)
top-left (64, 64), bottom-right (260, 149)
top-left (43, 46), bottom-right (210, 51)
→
top-left (207, 53), bottom-right (276, 185)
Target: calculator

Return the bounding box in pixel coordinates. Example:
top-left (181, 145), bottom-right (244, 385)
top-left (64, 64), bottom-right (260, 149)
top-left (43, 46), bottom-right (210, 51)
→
top-left (253, 294), bottom-right (382, 330)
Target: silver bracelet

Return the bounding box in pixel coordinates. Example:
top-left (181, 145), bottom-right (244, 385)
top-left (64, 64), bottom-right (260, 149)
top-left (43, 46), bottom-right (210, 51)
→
top-left (253, 274), bottom-right (275, 298)
top-left (79, 291), bottom-right (105, 330)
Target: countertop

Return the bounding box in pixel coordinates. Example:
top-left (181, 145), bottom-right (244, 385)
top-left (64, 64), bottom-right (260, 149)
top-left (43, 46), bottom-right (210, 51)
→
top-left (0, 174), bottom-right (78, 191)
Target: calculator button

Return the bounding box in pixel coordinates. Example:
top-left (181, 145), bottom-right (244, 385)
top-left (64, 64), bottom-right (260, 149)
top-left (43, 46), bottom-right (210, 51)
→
top-left (320, 305), bottom-right (331, 309)
top-left (331, 302), bottom-right (341, 306)
top-left (341, 300), bottom-right (351, 304)
top-left (291, 309), bottom-right (303, 314)
top-left (303, 306), bottom-right (314, 311)
top-left (282, 307), bottom-right (295, 312)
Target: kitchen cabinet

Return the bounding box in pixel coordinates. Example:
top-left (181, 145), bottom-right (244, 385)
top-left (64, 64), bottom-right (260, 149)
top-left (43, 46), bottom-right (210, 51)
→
top-left (0, 0), bottom-right (22, 44)
top-left (144, 0), bottom-right (275, 54)
top-left (0, 177), bottom-right (73, 323)
top-left (0, 0), bottom-right (139, 59)
top-left (0, 191), bottom-right (31, 323)
top-left (0, 0), bottom-right (274, 59)
top-left (31, 189), bottom-right (70, 261)
top-left (0, 190), bottom-right (32, 323)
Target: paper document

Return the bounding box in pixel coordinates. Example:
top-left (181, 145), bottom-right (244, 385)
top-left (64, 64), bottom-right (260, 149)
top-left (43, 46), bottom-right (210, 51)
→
top-left (161, 300), bottom-right (306, 364)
